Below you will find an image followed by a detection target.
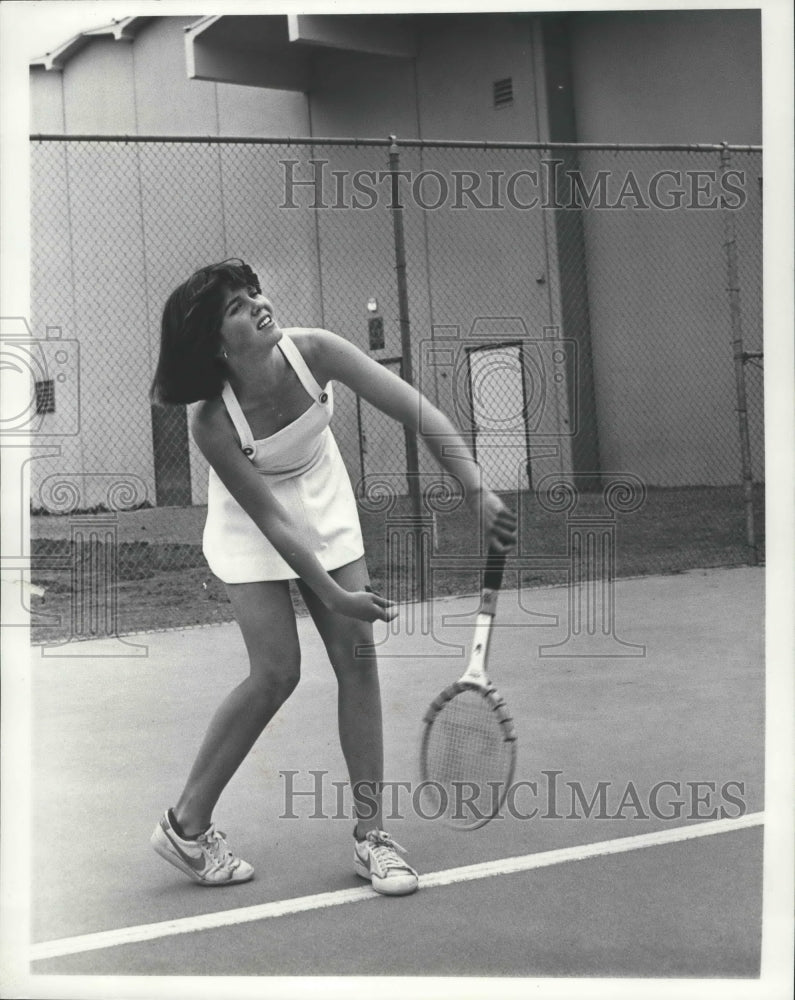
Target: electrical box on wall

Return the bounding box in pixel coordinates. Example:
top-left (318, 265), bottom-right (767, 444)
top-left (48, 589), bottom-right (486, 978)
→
top-left (368, 316), bottom-right (384, 351)
top-left (367, 297), bottom-right (384, 350)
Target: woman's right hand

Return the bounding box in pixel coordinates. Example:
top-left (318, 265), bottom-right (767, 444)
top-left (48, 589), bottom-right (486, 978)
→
top-left (333, 588), bottom-right (398, 623)
top-left (467, 486), bottom-right (518, 554)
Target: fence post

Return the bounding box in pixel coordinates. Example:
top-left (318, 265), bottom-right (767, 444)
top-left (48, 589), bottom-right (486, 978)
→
top-left (719, 144), bottom-right (758, 566)
top-left (387, 135), bottom-right (427, 602)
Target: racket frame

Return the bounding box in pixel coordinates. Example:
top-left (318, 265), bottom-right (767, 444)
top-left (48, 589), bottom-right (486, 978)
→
top-left (420, 549), bottom-right (517, 830)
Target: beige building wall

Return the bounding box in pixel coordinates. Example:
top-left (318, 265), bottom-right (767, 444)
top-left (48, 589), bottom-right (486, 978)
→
top-left (414, 15), bottom-right (566, 489)
top-left (301, 48), bottom-right (420, 488)
top-left (569, 9), bottom-right (762, 485)
top-left (569, 10), bottom-right (761, 145)
top-left (307, 14), bottom-right (570, 492)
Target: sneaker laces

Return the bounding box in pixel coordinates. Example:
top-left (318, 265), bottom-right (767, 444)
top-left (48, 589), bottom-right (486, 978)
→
top-left (363, 831), bottom-right (415, 877)
top-left (197, 825), bottom-right (241, 872)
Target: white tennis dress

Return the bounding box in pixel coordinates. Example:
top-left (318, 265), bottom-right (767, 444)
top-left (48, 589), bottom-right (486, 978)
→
top-left (202, 331), bottom-right (364, 583)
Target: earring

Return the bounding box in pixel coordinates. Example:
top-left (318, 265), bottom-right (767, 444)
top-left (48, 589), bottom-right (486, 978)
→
top-left (222, 350), bottom-right (228, 360)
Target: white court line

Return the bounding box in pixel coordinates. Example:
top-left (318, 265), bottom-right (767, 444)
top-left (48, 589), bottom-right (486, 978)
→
top-left (31, 812), bottom-right (763, 962)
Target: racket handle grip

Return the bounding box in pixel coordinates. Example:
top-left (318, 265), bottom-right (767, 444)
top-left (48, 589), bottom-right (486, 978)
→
top-left (484, 545), bottom-right (506, 592)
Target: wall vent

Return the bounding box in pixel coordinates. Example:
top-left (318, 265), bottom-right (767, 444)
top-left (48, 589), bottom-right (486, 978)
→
top-left (35, 379), bottom-right (55, 414)
top-left (493, 77), bottom-right (514, 108)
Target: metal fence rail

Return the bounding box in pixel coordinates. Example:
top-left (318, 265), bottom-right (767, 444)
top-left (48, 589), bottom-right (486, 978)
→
top-left (24, 135), bottom-right (763, 642)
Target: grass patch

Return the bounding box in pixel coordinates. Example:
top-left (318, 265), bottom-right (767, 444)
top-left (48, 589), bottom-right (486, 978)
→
top-left (30, 484), bottom-right (764, 644)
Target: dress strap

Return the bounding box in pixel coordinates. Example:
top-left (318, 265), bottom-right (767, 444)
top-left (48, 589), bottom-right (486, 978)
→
top-left (221, 383), bottom-right (256, 458)
top-left (278, 332), bottom-right (329, 404)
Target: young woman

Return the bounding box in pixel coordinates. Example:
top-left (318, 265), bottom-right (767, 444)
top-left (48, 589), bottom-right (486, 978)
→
top-left (149, 259), bottom-right (516, 896)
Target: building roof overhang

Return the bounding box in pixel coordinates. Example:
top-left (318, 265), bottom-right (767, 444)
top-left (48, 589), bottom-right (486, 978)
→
top-left (30, 16), bottom-right (155, 71)
top-left (185, 14), bottom-right (418, 91)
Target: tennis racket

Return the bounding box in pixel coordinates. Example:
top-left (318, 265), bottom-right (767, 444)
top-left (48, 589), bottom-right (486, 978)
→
top-left (419, 545), bottom-right (517, 831)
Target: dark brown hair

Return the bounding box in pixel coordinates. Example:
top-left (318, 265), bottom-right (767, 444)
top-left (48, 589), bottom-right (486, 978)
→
top-left (150, 259), bottom-right (261, 405)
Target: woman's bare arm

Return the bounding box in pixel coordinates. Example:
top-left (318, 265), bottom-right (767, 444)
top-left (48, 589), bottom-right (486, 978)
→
top-left (305, 329), bottom-right (517, 549)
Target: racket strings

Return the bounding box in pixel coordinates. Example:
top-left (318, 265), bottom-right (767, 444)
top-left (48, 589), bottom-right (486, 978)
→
top-left (423, 688), bottom-right (515, 824)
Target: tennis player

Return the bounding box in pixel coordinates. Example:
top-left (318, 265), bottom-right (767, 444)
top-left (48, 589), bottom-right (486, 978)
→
top-left (149, 259), bottom-right (516, 895)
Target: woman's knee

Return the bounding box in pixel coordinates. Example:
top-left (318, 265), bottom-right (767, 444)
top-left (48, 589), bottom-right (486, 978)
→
top-left (248, 652), bottom-right (301, 703)
top-left (325, 621), bottom-right (375, 671)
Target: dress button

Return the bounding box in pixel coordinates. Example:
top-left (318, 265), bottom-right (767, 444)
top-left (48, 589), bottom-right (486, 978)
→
top-left (243, 447), bottom-right (254, 456)
top-left (319, 392), bottom-right (328, 403)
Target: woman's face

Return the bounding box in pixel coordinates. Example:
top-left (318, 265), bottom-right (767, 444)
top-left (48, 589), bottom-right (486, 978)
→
top-left (218, 283), bottom-right (277, 354)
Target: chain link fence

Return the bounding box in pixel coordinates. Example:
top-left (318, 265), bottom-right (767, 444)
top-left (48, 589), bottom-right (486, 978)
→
top-left (23, 136), bottom-right (763, 641)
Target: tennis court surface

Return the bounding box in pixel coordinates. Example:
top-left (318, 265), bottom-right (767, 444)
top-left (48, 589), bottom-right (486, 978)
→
top-left (30, 565), bottom-right (764, 979)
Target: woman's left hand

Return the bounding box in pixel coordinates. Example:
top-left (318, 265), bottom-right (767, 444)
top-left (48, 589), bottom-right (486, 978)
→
top-left (333, 587), bottom-right (399, 623)
top-left (468, 488), bottom-right (518, 554)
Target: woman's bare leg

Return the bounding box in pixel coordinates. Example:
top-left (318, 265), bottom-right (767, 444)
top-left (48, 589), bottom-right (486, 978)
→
top-left (173, 579), bottom-right (301, 836)
top-left (296, 558), bottom-right (385, 836)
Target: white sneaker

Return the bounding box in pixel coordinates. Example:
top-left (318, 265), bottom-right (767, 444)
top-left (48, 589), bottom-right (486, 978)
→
top-left (353, 829), bottom-right (419, 896)
top-left (151, 810), bottom-right (254, 886)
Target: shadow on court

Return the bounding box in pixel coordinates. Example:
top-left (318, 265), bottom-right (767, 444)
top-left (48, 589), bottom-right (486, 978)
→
top-left (31, 566), bottom-right (764, 978)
